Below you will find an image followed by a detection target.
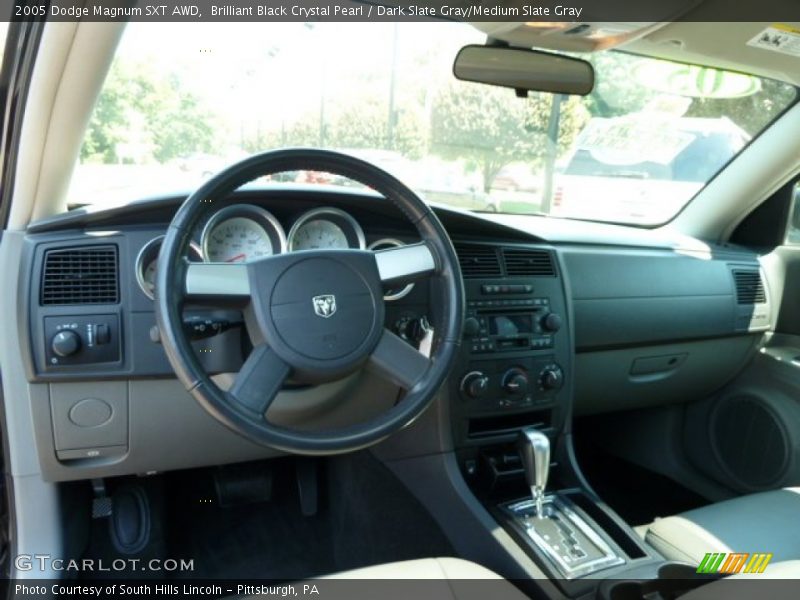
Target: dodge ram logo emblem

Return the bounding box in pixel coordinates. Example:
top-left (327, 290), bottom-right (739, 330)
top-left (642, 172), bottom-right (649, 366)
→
top-left (312, 294), bottom-right (337, 318)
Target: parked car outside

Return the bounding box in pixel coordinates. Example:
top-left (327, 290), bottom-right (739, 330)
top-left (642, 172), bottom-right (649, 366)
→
top-left (552, 116), bottom-right (750, 224)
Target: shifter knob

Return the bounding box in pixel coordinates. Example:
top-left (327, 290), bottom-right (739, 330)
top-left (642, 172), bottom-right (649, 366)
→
top-left (516, 427), bottom-right (550, 516)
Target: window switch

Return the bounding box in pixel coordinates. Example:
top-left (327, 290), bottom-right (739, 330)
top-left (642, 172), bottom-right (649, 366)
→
top-left (96, 323), bottom-right (110, 344)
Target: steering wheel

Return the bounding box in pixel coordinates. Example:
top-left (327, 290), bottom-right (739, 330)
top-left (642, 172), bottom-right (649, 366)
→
top-left (155, 149), bottom-right (464, 454)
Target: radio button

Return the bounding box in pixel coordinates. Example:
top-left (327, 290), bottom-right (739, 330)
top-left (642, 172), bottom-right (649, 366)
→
top-left (542, 313), bottom-right (563, 332)
top-left (463, 317), bottom-right (480, 337)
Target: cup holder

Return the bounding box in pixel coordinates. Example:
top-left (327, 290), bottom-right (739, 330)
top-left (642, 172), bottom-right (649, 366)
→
top-left (597, 562), bottom-right (721, 600)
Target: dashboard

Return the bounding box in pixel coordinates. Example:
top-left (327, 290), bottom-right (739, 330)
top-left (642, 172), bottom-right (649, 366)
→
top-left (14, 185), bottom-right (773, 481)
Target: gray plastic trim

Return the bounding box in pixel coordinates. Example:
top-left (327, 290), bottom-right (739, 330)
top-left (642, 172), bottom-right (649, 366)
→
top-left (0, 231), bottom-right (64, 577)
top-left (374, 243), bottom-right (436, 283)
top-left (367, 238), bottom-right (415, 301)
top-left (184, 262), bottom-right (250, 297)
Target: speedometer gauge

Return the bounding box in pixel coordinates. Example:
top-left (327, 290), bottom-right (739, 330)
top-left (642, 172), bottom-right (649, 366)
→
top-left (287, 207), bottom-right (365, 252)
top-left (201, 205), bottom-right (286, 263)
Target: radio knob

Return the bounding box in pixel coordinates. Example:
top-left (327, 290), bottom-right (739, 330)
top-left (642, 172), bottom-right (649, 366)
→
top-left (539, 365), bottom-right (564, 391)
top-left (502, 367), bottom-right (529, 397)
top-left (461, 372), bottom-right (489, 399)
top-left (542, 313), bottom-right (563, 332)
top-left (51, 330), bottom-right (81, 357)
top-left (463, 317), bottom-right (480, 338)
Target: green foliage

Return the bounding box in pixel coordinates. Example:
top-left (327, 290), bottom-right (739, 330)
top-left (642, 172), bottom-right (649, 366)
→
top-left (242, 99), bottom-right (427, 160)
top-left (430, 82), bottom-right (588, 191)
top-left (80, 61), bottom-right (216, 164)
top-left (584, 53), bottom-right (657, 118)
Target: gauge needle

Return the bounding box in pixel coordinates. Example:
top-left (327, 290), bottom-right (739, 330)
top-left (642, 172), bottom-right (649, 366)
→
top-left (225, 253), bottom-right (246, 263)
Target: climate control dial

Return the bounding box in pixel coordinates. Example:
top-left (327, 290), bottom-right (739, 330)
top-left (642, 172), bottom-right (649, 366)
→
top-left (538, 364), bottom-right (564, 391)
top-left (501, 367), bottom-right (529, 397)
top-left (460, 371), bottom-right (490, 399)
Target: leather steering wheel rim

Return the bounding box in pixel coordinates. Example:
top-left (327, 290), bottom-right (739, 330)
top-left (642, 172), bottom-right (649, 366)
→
top-left (155, 148), bottom-right (464, 454)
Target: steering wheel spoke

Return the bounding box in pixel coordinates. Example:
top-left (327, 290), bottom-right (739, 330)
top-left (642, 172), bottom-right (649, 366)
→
top-left (184, 262), bottom-right (251, 303)
top-left (368, 329), bottom-right (432, 390)
top-left (228, 344), bottom-right (290, 417)
top-left (374, 242), bottom-right (437, 286)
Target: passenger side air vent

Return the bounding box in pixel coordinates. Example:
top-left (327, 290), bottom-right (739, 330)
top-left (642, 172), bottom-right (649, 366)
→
top-left (733, 270), bottom-right (766, 305)
top-left (503, 249), bottom-right (556, 277)
top-left (41, 245), bottom-right (119, 305)
top-left (455, 244), bottom-right (502, 278)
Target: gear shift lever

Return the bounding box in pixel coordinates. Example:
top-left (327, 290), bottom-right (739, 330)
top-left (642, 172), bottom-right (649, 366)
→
top-left (517, 427), bottom-right (550, 516)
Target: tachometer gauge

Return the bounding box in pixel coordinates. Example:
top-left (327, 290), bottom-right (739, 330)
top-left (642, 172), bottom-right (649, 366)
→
top-left (136, 236), bottom-right (203, 300)
top-left (201, 205), bottom-right (286, 263)
top-left (287, 207), bottom-right (365, 252)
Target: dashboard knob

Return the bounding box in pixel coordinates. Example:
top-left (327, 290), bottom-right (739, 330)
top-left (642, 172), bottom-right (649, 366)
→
top-left (502, 367), bottom-right (529, 396)
top-left (541, 313), bottom-right (563, 332)
top-left (51, 330), bottom-right (81, 357)
top-left (460, 372), bottom-right (489, 399)
top-left (539, 366), bottom-right (564, 391)
top-left (463, 317), bottom-right (480, 337)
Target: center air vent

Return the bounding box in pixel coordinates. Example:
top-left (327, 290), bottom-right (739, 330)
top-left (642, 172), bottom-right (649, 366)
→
top-left (455, 244), bottom-right (502, 278)
top-left (503, 249), bottom-right (556, 277)
top-left (733, 270), bottom-right (766, 305)
top-left (41, 245), bottom-right (119, 305)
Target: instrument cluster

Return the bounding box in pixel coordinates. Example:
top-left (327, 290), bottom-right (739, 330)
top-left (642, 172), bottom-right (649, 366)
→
top-left (136, 204), bottom-right (415, 300)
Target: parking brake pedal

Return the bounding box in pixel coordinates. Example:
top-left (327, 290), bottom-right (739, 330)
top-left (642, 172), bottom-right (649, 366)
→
top-left (214, 463), bottom-right (274, 508)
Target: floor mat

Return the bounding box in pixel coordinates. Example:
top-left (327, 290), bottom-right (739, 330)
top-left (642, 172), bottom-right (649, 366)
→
top-left (326, 451), bottom-right (455, 573)
top-left (80, 451), bottom-right (454, 580)
top-left (165, 459), bottom-right (337, 580)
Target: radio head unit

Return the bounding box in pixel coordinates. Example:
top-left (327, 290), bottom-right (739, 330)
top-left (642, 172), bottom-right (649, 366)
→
top-left (465, 297), bottom-right (560, 355)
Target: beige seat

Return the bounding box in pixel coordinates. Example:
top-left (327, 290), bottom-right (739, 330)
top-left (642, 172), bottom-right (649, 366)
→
top-left (644, 488), bottom-right (800, 566)
top-left (240, 558), bottom-right (529, 600)
top-left (322, 557), bottom-right (509, 580)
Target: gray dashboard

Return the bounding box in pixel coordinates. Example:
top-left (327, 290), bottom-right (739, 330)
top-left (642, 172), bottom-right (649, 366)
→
top-left (16, 186), bottom-right (771, 479)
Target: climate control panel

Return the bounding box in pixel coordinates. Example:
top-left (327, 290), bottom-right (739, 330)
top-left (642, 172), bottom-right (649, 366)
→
top-left (459, 356), bottom-right (564, 413)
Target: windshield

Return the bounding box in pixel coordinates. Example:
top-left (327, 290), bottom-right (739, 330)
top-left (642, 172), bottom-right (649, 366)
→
top-left (69, 22), bottom-right (797, 226)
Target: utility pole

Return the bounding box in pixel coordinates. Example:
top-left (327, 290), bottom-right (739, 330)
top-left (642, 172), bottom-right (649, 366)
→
top-left (386, 23), bottom-right (399, 150)
top-left (540, 94), bottom-right (564, 214)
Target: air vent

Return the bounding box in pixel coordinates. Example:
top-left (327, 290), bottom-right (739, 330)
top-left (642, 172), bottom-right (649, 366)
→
top-left (503, 249), bottom-right (556, 277)
top-left (41, 245), bottom-right (119, 305)
top-left (455, 244), bottom-right (502, 278)
top-left (733, 270), bottom-right (766, 305)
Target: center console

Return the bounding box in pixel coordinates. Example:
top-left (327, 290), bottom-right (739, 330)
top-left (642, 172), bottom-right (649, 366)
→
top-left (447, 243), bottom-right (689, 598)
top-left (450, 244), bottom-right (571, 444)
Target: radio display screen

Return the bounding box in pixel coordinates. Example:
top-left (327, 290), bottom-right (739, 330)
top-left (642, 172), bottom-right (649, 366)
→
top-left (489, 314), bottom-right (534, 337)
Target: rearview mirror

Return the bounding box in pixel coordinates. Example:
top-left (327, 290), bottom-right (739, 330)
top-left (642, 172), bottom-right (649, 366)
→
top-left (453, 45), bottom-right (594, 96)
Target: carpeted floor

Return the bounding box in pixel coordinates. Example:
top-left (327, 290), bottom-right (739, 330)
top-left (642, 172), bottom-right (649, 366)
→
top-left (80, 451), bottom-right (454, 581)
